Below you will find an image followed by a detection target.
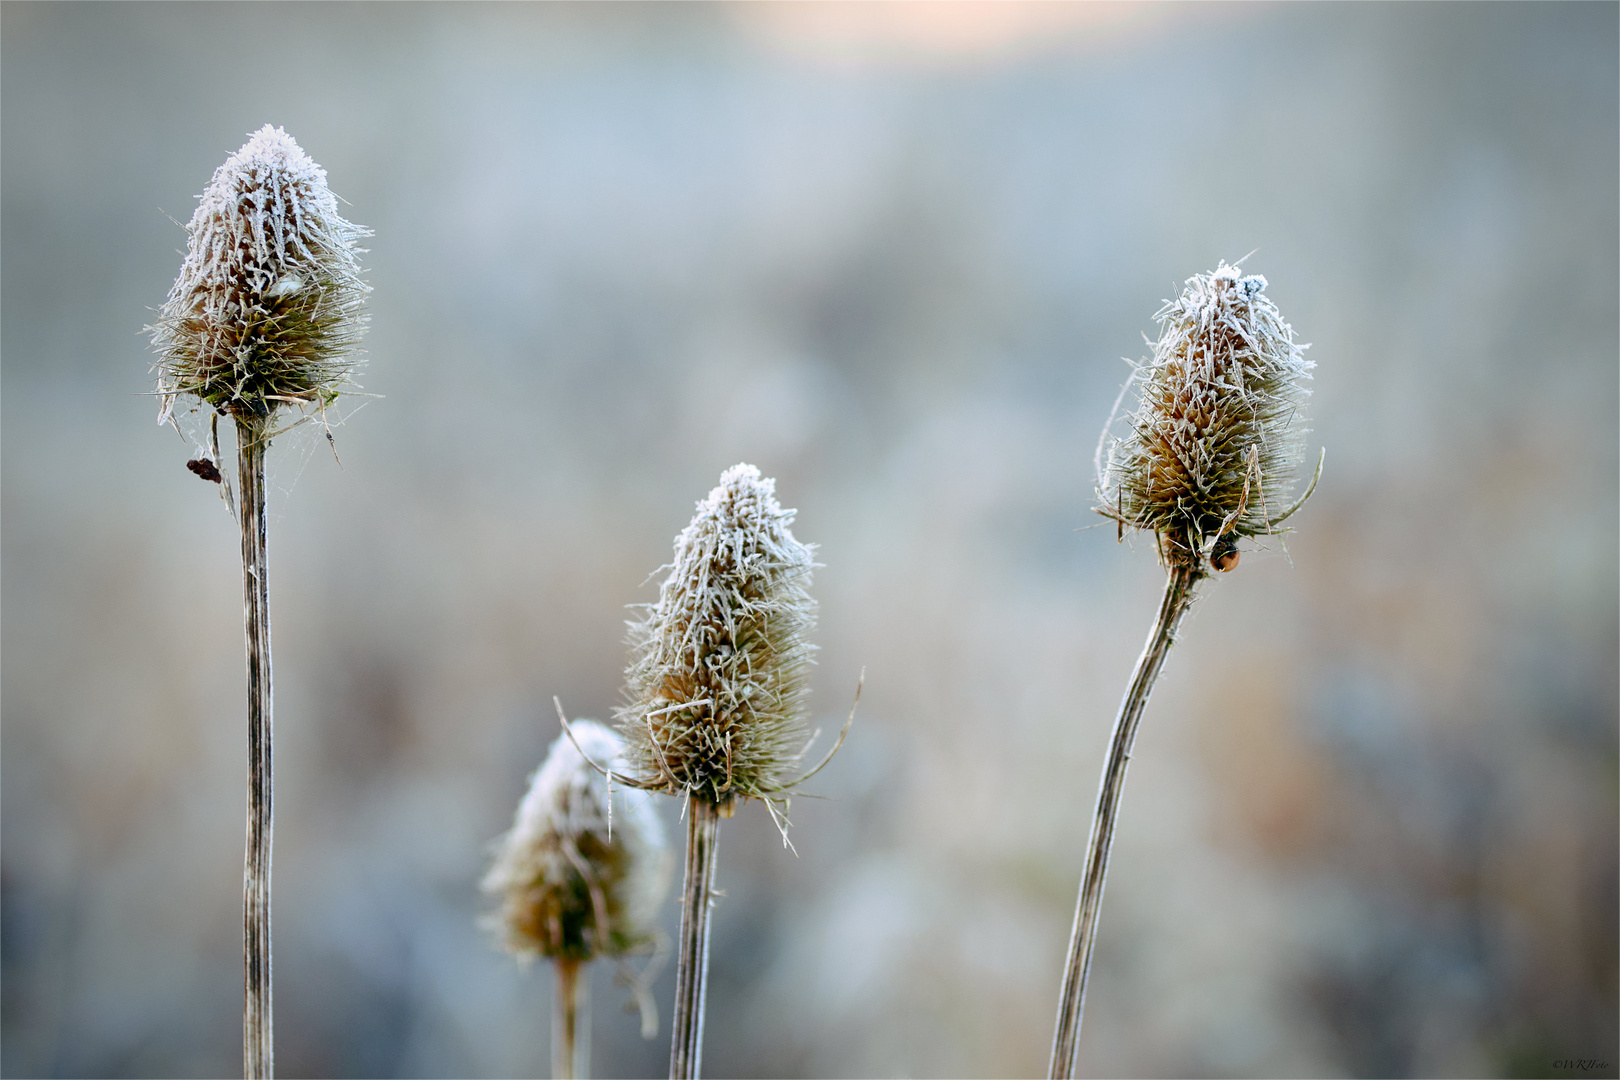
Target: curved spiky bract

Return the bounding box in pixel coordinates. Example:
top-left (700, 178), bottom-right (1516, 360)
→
top-left (1098, 262), bottom-right (1313, 567)
top-left (151, 125), bottom-right (369, 422)
top-left (483, 721), bottom-right (669, 962)
top-left (619, 464), bottom-right (817, 809)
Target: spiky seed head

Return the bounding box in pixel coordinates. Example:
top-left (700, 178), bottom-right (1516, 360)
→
top-left (150, 125), bottom-right (370, 424)
top-left (1097, 261), bottom-right (1314, 570)
top-left (618, 464), bottom-right (817, 811)
top-left (483, 720), bottom-right (670, 962)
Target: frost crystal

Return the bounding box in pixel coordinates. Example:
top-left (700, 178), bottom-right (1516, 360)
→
top-left (483, 721), bottom-right (669, 961)
top-left (150, 125), bottom-right (369, 423)
top-left (1097, 261), bottom-right (1315, 568)
top-left (618, 464), bottom-right (817, 809)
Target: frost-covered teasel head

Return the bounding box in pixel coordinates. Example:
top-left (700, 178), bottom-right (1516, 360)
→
top-left (618, 464), bottom-right (817, 811)
top-left (1097, 261), bottom-right (1318, 572)
top-left (483, 721), bottom-right (669, 962)
top-left (150, 125), bottom-right (369, 423)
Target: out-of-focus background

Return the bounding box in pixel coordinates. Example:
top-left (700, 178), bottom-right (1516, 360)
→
top-left (3, 3), bottom-right (1615, 1077)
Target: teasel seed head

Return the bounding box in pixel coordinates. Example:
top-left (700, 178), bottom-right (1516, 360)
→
top-left (150, 125), bottom-right (370, 425)
top-left (618, 464), bottom-right (818, 813)
top-left (1097, 261), bottom-right (1320, 573)
top-left (483, 720), bottom-right (670, 962)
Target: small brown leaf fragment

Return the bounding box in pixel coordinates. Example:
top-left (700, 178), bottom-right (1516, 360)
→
top-left (187, 458), bottom-right (222, 483)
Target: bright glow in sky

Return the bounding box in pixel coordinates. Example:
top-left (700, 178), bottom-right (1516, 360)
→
top-left (733, 2), bottom-right (1206, 67)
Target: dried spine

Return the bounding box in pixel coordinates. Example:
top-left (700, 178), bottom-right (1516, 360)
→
top-left (1052, 264), bottom-right (1319, 1078)
top-left (148, 125), bottom-right (369, 1080)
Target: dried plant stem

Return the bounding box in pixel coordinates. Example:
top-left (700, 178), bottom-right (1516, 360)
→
top-left (553, 957), bottom-right (591, 1080)
top-left (237, 414), bottom-right (274, 1080)
top-left (670, 797), bottom-right (722, 1080)
top-left (1050, 561), bottom-right (1202, 1079)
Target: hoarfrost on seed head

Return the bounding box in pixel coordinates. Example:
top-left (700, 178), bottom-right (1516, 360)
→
top-left (150, 124), bottom-right (370, 424)
top-left (618, 463), bottom-right (818, 809)
top-left (483, 720), bottom-right (668, 961)
top-left (1097, 260), bottom-right (1318, 569)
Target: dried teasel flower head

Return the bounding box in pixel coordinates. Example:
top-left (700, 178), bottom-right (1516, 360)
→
top-left (618, 464), bottom-right (818, 813)
top-left (150, 125), bottom-right (369, 425)
top-left (1097, 261), bottom-right (1320, 573)
top-left (483, 720), bottom-right (670, 962)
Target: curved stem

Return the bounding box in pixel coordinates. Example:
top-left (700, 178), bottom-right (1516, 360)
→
top-left (669, 798), bottom-right (722, 1080)
top-left (237, 415), bottom-right (274, 1080)
top-left (1050, 562), bottom-right (1201, 1079)
top-left (553, 957), bottom-right (590, 1080)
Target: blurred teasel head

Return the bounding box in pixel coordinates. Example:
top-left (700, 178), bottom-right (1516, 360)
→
top-left (150, 125), bottom-right (369, 425)
top-left (1097, 261), bottom-right (1320, 573)
top-left (618, 464), bottom-right (817, 813)
top-left (483, 720), bottom-right (669, 962)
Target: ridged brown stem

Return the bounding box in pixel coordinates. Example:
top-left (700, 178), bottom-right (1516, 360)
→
top-left (1050, 560), bottom-right (1202, 1079)
top-left (236, 414), bottom-right (274, 1080)
top-left (670, 797), bottom-right (722, 1080)
top-left (553, 957), bottom-right (590, 1080)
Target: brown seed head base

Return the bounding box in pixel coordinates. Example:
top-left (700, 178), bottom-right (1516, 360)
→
top-left (150, 125), bottom-right (370, 424)
top-left (618, 464), bottom-right (817, 812)
top-left (1097, 262), bottom-right (1314, 572)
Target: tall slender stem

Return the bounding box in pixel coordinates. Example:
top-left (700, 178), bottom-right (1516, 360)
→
top-left (553, 957), bottom-right (590, 1080)
top-left (237, 414), bottom-right (274, 1080)
top-left (670, 797), bottom-right (722, 1080)
top-left (1050, 562), bottom-right (1202, 1079)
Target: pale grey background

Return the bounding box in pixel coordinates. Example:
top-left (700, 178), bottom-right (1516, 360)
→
top-left (3, 3), bottom-right (1616, 1077)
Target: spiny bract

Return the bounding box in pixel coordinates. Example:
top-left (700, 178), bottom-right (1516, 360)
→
top-left (150, 125), bottom-right (369, 424)
top-left (618, 464), bottom-right (817, 809)
top-left (1097, 261), bottom-right (1314, 566)
top-left (483, 721), bottom-right (668, 962)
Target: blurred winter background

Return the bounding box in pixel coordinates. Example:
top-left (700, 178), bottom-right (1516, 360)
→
top-left (3, 3), bottom-right (1615, 1078)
